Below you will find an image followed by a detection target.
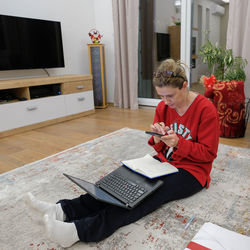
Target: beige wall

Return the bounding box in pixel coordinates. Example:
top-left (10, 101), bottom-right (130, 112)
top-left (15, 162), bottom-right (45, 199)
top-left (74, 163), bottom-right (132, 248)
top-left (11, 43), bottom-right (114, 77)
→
top-left (220, 3), bottom-right (229, 47)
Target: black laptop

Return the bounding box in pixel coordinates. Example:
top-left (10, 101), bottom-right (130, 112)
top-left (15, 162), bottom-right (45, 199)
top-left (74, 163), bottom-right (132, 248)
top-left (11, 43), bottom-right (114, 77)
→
top-left (63, 165), bottom-right (163, 210)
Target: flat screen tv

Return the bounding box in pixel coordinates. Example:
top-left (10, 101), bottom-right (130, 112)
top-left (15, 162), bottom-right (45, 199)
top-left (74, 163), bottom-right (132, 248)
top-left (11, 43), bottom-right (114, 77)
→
top-left (0, 14), bottom-right (65, 70)
top-left (156, 33), bottom-right (170, 61)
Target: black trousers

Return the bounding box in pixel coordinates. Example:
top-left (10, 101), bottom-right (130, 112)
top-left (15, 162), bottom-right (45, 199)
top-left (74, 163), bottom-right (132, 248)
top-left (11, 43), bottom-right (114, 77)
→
top-left (58, 168), bottom-right (203, 242)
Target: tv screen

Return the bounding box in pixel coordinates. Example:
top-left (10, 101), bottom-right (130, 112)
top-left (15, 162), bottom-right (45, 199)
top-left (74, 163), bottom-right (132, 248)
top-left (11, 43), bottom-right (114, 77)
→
top-left (156, 33), bottom-right (170, 61)
top-left (0, 14), bottom-right (65, 70)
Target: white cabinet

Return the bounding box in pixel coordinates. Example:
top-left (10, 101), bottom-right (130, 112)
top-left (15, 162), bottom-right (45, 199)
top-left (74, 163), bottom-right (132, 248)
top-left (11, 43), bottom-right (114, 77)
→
top-left (0, 96), bottom-right (66, 132)
top-left (24, 96), bottom-right (66, 123)
top-left (65, 91), bottom-right (94, 115)
top-left (0, 102), bottom-right (29, 131)
top-left (0, 75), bottom-right (95, 137)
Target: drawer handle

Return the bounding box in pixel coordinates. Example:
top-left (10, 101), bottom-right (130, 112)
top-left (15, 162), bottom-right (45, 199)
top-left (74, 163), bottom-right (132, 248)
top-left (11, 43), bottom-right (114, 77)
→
top-left (27, 106), bottom-right (37, 111)
top-left (78, 97), bottom-right (85, 101)
top-left (77, 85), bottom-right (85, 89)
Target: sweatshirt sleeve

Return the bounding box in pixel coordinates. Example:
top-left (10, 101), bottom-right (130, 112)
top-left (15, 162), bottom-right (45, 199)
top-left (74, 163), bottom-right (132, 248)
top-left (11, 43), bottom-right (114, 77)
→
top-left (172, 105), bottom-right (219, 163)
top-left (147, 102), bottom-right (167, 153)
top-left (148, 136), bottom-right (166, 152)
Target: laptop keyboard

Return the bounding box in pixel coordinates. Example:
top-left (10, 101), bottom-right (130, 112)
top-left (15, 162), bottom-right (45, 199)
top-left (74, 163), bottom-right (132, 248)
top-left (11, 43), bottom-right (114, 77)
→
top-left (99, 173), bottom-right (147, 204)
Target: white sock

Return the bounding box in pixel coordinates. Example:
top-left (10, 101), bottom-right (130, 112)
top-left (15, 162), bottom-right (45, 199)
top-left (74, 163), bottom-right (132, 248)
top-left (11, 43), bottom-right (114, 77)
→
top-left (24, 192), bottom-right (64, 221)
top-left (44, 213), bottom-right (79, 248)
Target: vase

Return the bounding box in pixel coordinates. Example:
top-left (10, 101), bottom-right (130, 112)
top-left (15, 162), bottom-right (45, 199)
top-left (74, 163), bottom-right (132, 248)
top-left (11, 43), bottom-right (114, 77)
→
top-left (204, 80), bottom-right (249, 138)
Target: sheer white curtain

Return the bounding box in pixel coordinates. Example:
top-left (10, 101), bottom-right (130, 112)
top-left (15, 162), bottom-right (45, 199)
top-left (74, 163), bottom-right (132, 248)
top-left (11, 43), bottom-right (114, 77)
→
top-left (112, 0), bottom-right (139, 109)
top-left (227, 0), bottom-right (250, 98)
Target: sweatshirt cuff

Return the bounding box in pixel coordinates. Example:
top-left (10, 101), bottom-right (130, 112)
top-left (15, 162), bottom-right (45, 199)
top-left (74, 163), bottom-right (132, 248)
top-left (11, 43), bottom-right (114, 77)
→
top-left (148, 136), bottom-right (165, 152)
top-left (172, 137), bottom-right (190, 160)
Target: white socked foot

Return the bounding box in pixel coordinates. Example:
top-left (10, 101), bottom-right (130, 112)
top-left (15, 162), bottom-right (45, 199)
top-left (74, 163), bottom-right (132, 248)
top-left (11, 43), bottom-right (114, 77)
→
top-left (44, 213), bottom-right (79, 248)
top-left (24, 192), bottom-right (64, 221)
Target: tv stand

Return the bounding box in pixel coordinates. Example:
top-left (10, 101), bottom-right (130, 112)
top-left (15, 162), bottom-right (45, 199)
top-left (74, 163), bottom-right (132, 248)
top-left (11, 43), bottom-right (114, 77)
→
top-left (0, 75), bottom-right (95, 138)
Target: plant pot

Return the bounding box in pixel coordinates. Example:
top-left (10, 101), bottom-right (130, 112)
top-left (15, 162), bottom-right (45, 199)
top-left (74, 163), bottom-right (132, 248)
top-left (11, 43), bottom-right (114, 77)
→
top-left (204, 80), bottom-right (249, 138)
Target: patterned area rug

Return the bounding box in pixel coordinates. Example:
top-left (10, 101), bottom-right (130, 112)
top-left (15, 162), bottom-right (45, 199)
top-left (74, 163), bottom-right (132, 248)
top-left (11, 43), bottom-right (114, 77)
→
top-left (0, 128), bottom-right (249, 250)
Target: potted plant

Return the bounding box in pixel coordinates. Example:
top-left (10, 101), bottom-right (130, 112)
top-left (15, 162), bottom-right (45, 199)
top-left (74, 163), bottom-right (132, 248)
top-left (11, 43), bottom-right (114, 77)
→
top-left (199, 39), bottom-right (247, 81)
top-left (199, 39), bottom-right (249, 138)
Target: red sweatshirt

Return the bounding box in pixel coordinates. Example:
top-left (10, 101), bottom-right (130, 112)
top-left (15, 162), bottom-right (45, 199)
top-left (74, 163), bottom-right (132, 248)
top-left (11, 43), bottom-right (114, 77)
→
top-left (148, 94), bottom-right (219, 188)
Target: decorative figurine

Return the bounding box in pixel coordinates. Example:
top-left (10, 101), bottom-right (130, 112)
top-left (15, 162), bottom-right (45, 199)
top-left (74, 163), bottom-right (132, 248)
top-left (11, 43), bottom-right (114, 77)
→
top-left (88, 29), bottom-right (103, 44)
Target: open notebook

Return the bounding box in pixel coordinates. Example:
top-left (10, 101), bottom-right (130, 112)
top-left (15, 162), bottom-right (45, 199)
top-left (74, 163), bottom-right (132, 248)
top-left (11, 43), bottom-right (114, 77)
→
top-left (185, 222), bottom-right (250, 250)
top-left (121, 154), bottom-right (178, 179)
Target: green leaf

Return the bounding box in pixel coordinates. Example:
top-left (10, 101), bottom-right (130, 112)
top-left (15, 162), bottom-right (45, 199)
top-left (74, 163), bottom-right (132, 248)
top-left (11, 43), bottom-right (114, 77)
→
top-left (199, 37), bottom-right (247, 80)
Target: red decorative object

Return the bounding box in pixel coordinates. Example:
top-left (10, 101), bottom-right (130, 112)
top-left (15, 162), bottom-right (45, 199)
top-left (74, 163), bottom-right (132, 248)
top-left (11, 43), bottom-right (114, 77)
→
top-left (203, 77), bottom-right (246, 138)
top-left (88, 29), bottom-right (103, 44)
top-left (203, 75), bottom-right (217, 90)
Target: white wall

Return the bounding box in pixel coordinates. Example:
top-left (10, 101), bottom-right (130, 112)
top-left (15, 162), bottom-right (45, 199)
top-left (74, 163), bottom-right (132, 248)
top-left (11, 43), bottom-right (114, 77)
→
top-left (0, 0), bottom-right (115, 102)
top-left (154, 0), bottom-right (179, 33)
top-left (93, 0), bottom-right (115, 104)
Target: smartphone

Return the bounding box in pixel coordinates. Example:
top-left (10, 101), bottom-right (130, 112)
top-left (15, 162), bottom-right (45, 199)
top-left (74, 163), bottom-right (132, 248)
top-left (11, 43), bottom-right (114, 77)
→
top-left (145, 131), bottom-right (165, 137)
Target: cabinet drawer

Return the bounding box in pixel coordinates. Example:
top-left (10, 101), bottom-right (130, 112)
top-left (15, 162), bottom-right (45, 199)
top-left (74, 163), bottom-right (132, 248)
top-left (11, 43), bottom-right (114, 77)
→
top-left (61, 80), bottom-right (93, 94)
top-left (0, 96), bottom-right (66, 132)
top-left (65, 91), bottom-right (94, 115)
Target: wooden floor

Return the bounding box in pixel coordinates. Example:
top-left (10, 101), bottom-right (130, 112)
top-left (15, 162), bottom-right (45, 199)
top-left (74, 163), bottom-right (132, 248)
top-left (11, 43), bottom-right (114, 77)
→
top-left (0, 106), bottom-right (249, 174)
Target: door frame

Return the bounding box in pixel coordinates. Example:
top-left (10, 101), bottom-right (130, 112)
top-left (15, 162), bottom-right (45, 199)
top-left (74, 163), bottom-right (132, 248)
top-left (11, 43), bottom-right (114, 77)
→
top-left (138, 0), bottom-right (193, 107)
